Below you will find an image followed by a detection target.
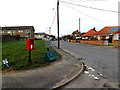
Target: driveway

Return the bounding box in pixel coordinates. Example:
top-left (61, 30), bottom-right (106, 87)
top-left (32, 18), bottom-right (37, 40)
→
top-left (51, 41), bottom-right (119, 82)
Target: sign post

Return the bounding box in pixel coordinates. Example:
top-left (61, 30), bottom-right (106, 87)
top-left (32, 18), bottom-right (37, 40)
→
top-left (26, 38), bottom-right (34, 64)
top-left (29, 51), bottom-right (31, 63)
top-left (45, 39), bottom-right (50, 51)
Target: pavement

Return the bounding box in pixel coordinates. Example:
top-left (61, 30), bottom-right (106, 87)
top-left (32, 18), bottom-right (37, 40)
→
top-left (2, 43), bottom-right (84, 89)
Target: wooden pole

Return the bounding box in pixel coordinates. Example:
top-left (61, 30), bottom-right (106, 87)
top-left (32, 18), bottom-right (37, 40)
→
top-left (79, 18), bottom-right (80, 43)
top-left (57, 0), bottom-right (60, 49)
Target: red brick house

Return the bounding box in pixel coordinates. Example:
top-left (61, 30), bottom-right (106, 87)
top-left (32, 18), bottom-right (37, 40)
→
top-left (93, 26), bottom-right (120, 43)
top-left (112, 30), bottom-right (120, 47)
top-left (81, 27), bottom-right (97, 40)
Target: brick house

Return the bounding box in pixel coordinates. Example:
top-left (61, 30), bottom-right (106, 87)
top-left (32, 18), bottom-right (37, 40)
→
top-left (34, 32), bottom-right (45, 39)
top-left (1, 26), bottom-right (35, 38)
top-left (71, 30), bottom-right (81, 39)
top-left (81, 27), bottom-right (97, 40)
top-left (112, 30), bottom-right (120, 47)
top-left (93, 26), bottom-right (120, 43)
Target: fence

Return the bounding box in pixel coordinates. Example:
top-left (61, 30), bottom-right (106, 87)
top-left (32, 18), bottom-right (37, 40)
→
top-left (0, 35), bottom-right (26, 42)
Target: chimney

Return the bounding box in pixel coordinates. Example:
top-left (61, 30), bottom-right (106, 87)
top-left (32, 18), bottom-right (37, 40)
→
top-left (93, 27), bottom-right (96, 31)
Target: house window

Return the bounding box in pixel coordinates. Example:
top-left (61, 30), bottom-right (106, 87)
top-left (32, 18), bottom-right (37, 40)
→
top-left (13, 31), bottom-right (16, 33)
top-left (7, 31), bottom-right (11, 33)
top-left (98, 36), bottom-right (100, 40)
top-left (0, 30), bottom-right (2, 33)
top-left (114, 34), bottom-right (118, 40)
top-left (119, 34), bottom-right (120, 40)
top-left (75, 34), bottom-right (77, 37)
top-left (106, 36), bottom-right (109, 39)
top-left (25, 30), bottom-right (28, 33)
top-left (18, 30), bottom-right (23, 32)
top-left (25, 36), bottom-right (29, 38)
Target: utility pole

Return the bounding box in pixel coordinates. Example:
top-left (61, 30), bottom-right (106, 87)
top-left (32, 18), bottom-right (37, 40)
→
top-left (49, 27), bottom-right (51, 35)
top-left (57, 0), bottom-right (60, 49)
top-left (79, 18), bottom-right (80, 43)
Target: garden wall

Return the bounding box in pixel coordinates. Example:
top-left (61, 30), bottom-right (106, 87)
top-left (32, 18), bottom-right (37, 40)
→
top-left (113, 40), bottom-right (120, 47)
top-left (80, 40), bottom-right (103, 46)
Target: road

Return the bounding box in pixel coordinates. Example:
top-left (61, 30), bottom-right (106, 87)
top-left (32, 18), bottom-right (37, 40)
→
top-left (51, 41), bottom-right (119, 82)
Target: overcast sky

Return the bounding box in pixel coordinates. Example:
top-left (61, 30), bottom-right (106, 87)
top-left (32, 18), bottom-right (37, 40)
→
top-left (0, 0), bottom-right (119, 37)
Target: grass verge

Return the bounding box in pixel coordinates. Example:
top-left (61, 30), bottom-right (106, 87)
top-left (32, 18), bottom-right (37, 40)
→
top-left (2, 40), bottom-right (61, 71)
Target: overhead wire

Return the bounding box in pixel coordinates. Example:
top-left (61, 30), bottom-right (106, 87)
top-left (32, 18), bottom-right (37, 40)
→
top-left (60, 1), bottom-right (119, 13)
top-left (61, 2), bottom-right (113, 25)
top-left (50, 9), bottom-right (57, 28)
top-left (45, 2), bottom-right (56, 33)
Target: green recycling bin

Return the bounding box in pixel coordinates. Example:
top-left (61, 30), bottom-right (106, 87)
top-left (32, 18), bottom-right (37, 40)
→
top-left (44, 50), bottom-right (56, 61)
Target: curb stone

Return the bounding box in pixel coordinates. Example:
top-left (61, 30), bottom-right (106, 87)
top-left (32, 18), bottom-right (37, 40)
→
top-left (51, 61), bottom-right (84, 89)
top-left (51, 43), bottom-right (85, 89)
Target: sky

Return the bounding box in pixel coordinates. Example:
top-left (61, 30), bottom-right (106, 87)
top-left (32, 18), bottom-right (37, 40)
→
top-left (0, 0), bottom-right (120, 37)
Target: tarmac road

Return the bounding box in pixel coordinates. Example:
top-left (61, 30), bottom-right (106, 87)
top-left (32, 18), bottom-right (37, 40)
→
top-left (51, 41), bottom-right (119, 83)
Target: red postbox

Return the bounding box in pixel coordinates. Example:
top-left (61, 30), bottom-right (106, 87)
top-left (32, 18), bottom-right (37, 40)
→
top-left (26, 39), bottom-right (34, 51)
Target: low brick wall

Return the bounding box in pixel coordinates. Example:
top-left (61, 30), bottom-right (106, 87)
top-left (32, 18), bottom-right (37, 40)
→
top-left (71, 40), bottom-right (76, 43)
top-left (113, 40), bottom-right (120, 47)
top-left (80, 40), bottom-right (103, 46)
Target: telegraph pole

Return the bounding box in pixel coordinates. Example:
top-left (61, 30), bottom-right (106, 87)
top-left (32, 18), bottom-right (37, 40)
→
top-left (79, 18), bottom-right (80, 43)
top-left (49, 27), bottom-right (51, 35)
top-left (57, 0), bottom-right (60, 49)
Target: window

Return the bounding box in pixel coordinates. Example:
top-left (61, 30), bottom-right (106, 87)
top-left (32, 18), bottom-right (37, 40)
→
top-left (98, 35), bottom-right (100, 40)
top-left (7, 31), bottom-right (11, 33)
top-left (13, 31), bottom-right (16, 33)
top-left (0, 30), bottom-right (2, 33)
top-left (25, 30), bottom-right (28, 33)
top-left (25, 36), bottom-right (29, 37)
top-left (114, 34), bottom-right (118, 40)
top-left (106, 36), bottom-right (109, 39)
top-left (119, 34), bottom-right (120, 40)
top-left (18, 30), bottom-right (23, 32)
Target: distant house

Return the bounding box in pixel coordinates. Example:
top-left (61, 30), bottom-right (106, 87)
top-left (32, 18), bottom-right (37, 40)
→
top-left (81, 27), bottom-right (97, 40)
top-left (1, 26), bottom-right (35, 38)
top-left (93, 26), bottom-right (120, 43)
top-left (34, 33), bottom-right (46, 39)
top-left (71, 30), bottom-right (81, 39)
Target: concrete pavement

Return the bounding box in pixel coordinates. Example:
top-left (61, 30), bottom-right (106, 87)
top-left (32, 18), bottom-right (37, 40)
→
top-left (2, 44), bottom-right (84, 89)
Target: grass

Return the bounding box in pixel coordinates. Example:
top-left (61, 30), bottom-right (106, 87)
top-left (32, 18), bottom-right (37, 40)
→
top-left (2, 40), bottom-right (61, 71)
top-left (108, 43), bottom-right (113, 46)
